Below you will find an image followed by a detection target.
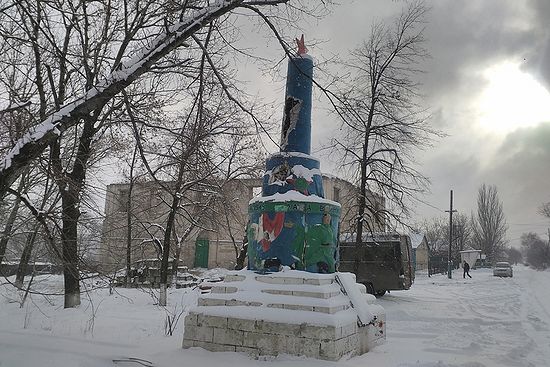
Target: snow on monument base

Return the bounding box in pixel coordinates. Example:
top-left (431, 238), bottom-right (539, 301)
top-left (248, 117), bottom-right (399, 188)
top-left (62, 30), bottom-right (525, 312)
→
top-left (182, 270), bottom-right (385, 360)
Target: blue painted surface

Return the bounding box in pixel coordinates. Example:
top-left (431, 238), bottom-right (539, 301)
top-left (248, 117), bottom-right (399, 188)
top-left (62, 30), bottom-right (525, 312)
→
top-left (280, 57), bottom-right (313, 154)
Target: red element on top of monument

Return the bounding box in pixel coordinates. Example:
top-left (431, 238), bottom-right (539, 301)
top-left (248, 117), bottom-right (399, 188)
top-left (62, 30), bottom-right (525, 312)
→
top-left (296, 34), bottom-right (308, 55)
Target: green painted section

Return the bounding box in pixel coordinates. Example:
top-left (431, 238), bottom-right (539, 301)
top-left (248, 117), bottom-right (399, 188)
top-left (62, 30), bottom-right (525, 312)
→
top-left (194, 238), bottom-right (209, 268)
top-left (247, 201), bottom-right (340, 273)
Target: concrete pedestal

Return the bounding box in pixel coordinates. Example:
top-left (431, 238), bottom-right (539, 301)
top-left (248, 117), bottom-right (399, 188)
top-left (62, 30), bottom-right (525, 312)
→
top-left (183, 270), bottom-right (385, 360)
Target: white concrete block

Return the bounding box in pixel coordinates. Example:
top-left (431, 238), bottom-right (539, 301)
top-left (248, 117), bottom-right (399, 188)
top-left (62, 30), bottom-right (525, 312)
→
top-left (299, 324), bottom-right (334, 340)
top-left (254, 276), bottom-right (283, 284)
top-left (182, 338), bottom-right (194, 349)
top-left (282, 335), bottom-right (300, 355)
top-left (184, 313), bottom-right (198, 327)
top-left (210, 287), bottom-right (225, 294)
top-left (197, 314), bottom-right (228, 328)
top-left (211, 286), bottom-right (238, 294)
top-left (284, 335), bottom-right (320, 358)
top-left (338, 333), bottom-right (359, 354)
top-left (262, 289), bottom-right (293, 296)
top-left (318, 339), bottom-right (339, 360)
top-left (283, 277), bottom-right (304, 285)
top-left (312, 306), bottom-right (331, 313)
top-left (242, 331), bottom-right (263, 348)
top-left (304, 278), bottom-right (333, 285)
top-left (358, 326), bottom-right (370, 354)
top-left (224, 274), bottom-right (246, 282)
top-left (291, 290), bottom-right (324, 298)
top-left (213, 327), bottom-right (244, 346)
top-left (184, 325), bottom-right (214, 342)
top-left (227, 317), bottom-right (260, 332)
top-left (256, 333), bottom-right (286, 356)
top-left (283, 304), bottom-right (313, 312)
top-left (225, 299), bottom-right (247, 306)
top-left (198, 297), bottom-right (226, 306)
top-left (260, 321), bottom-right (301, 336)
top-left (340, 322), bottom-right (358, 338)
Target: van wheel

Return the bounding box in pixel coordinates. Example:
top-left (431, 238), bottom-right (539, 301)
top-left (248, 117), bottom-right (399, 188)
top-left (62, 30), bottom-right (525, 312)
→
top-left (375, 290), bottom-right (386, 298)
top-left (364, 283), bottom-right (375, 295)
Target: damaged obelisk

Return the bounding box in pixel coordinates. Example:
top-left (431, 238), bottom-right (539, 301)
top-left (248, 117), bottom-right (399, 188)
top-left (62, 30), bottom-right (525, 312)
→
top-left (183, 36), bottom-right (386, 360)
top-left (247, 35), bottom-right (341, 273)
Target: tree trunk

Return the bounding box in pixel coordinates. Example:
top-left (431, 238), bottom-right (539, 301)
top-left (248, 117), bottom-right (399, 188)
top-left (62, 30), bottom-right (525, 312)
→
top-left (50, 113), bottom-right (98, 308)
top-left (61, 191), bottom-right (81, 308)
top-left (159, 283), bottom-right (167, 307)
top-left (126, 179), bottom-right (134, 286)
top-left (354, 96), bottom-right (375, 274)
top-left (159, 196), bottom-right (180, 306)
top-left (171, 243), bottom-right (181, 287)
top-left (235, 239), bottom-right (248, 270)
top-left (14, 226), bottom-right (39, 288)
top-left (354, 141), bottom-right (370, 273)
top-left (126, 146), bottom-right (138, 286)
top-left (0, 178), bottom-right (25, 265)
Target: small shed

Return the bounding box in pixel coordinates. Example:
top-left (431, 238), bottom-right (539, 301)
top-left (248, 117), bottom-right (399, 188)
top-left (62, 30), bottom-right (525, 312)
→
top-left (409, 232), bottom-right (429, 271)
top-left (460, 249), bottom-right (482, 269)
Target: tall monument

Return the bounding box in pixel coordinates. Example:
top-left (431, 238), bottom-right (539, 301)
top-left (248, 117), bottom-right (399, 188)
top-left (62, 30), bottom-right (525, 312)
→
top-left (247, 35), bottom-right (341, 273)
top-left (183, 37), bottom-right (385, 360)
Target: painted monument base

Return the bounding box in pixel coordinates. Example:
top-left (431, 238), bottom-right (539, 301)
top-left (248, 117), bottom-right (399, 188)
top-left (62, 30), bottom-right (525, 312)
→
top-left (182, 269), bottom-right (386, 361)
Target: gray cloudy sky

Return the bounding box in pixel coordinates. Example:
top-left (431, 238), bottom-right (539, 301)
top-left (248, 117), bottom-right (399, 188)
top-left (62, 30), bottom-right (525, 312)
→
top-left (242, 0), bottom-right (550, 246)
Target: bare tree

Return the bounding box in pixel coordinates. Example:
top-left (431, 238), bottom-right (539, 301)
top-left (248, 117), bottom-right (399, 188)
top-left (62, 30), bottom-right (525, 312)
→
top-left (419, 216), bottom-right (448, 256)
top-left (126, 48), bottom-right (263, 305)
top-left (329, 1), bottom-right (439, 249)
top-left (13, 170), bottom-right (60, 288)
top-left (506, 247), bottom-right (522, 265)
top-left (0, 0), bottom-right (323, 198)
top-left (1, 0), bottom-right (329, 308)
top-left (0, 177), bottom-right (25, 265)
top-left (539, 202), bottom-right (550, 219)
top-left (471, 184), bottom-right (508, 264)
top-left (419, 213), bottom-right (471, 264)
top-left (521, 232), bottom-right (549, 270)
top-left (452, 213), bottom-right (472, 263)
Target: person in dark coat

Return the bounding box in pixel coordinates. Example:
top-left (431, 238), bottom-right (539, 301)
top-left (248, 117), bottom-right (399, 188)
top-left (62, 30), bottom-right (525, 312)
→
top-left (463, 261), bottom-right (472, 278)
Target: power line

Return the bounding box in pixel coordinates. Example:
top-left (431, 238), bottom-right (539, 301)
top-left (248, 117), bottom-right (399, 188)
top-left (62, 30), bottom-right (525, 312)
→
top-left (418, 199), bottom-right (446, 213)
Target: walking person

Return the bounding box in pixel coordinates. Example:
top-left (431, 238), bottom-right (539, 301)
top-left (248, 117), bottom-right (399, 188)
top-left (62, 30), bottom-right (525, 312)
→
top-left (463, 261), bottom-right (472, 278)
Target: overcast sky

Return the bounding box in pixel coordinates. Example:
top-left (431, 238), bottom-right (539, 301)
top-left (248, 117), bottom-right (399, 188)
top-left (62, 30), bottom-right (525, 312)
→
top-left (237, 0), bottom-right (550, 246)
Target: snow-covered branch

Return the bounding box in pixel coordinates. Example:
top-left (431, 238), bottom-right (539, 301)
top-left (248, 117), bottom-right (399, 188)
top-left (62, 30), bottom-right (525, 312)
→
top-left (0, 0), bottom-right (289, 197)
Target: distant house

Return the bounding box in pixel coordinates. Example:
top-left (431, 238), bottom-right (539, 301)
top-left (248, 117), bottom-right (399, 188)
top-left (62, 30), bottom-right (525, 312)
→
top-left (409, 232), bottom-right (429, 272)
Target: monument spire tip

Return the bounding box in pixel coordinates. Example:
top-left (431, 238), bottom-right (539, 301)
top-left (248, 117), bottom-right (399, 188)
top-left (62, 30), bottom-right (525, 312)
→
top-left (296, 34), bottom-right (308, 55)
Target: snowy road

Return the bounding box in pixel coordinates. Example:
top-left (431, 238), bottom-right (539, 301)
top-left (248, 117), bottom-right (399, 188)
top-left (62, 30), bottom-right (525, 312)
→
top-left (367, 266), bottom-right (550, 367)
top-left (1, 266), bottom-right (549, 367)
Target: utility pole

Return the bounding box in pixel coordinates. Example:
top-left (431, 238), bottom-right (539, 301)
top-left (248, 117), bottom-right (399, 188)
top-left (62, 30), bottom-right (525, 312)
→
top-left (445, 190), bottom-right (457, 279)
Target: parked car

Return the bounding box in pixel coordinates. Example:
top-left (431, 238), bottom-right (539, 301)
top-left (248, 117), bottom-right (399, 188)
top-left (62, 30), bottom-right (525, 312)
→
top-left (493, 261), bottom-right (513, 277)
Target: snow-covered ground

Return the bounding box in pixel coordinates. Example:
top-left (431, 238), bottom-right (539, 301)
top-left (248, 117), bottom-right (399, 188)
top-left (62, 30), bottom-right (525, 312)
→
top-left (1, 265), bottom-right (549, 367)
